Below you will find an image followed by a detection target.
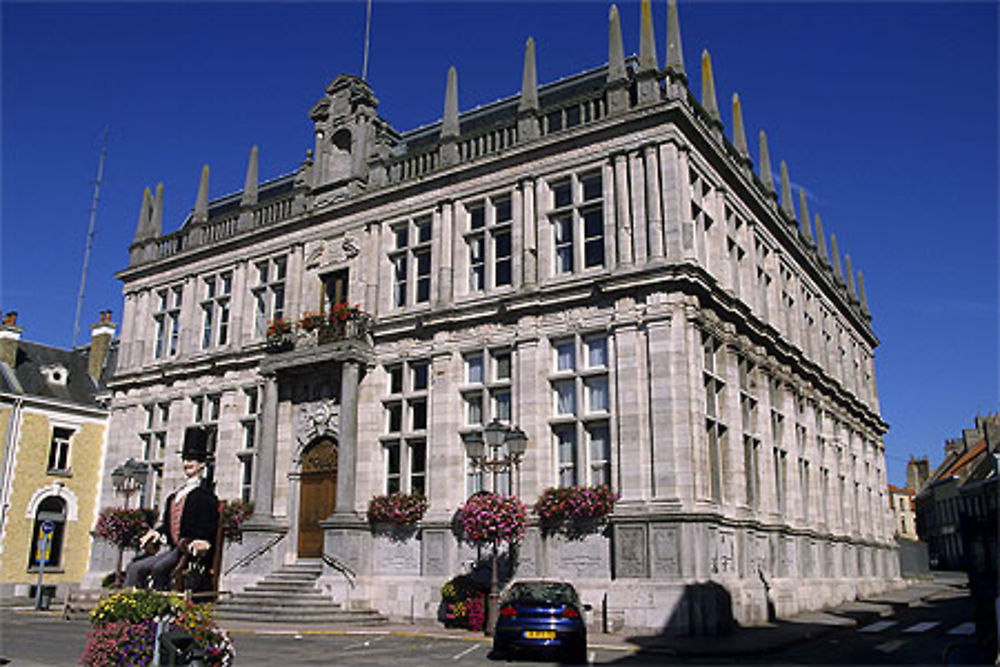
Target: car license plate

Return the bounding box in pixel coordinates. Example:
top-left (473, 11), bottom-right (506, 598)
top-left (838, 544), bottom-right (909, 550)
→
top-left (524, 630), bottom-right (555, 639)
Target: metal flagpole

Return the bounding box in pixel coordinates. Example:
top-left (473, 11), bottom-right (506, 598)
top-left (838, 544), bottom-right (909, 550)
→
top-left (72, 127), bottom-right (109, 348)
top-left (361, 0), bottom-right (373, 80)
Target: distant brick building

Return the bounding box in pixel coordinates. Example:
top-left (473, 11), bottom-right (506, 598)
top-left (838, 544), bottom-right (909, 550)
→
top-left (90, 0), bottom-right (896, 632)
top-left (0, 312), bottom-right (115, 598)
top-left (888, 484), bottom-right (917, 540)
top-left (915, 414), bottom-right (999, 569)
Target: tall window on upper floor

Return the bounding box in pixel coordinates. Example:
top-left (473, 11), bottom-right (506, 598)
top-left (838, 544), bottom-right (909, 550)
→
top-left (192, 393), bottom-right (221, 428)
top-left (779, 263), bottom-right (796, 339)
top-left (549, 333), bottom-right (611, 487)
top-left (753, 235), bottom-right (771, 318)
top-left (770, 378), bottom-right (787, 514)
top-left (549, 171), bottom-right (604, 275)
top-left (139, 402), bottom-right (168, 506)
top-left (739, 356), bottom-right (760, 510)
top-left (382, 359), bottom-right (429, 494)
top-left (702, 332), bottom-right (726, 502)
top-left (47, 427), bottom-right (73, 474)
top-left (200, 271), bottom-right (232, 349)
top-left (389, 215), bottom-right (432, 308)
top-left (153, 285), bottom-right (183, 359)
top-left (465, 195), bottom-right (513, 293)
top-left (801, 288), bottom-right (816, 359)
top-left (253, 256), bottom-right (286, 337)
top-left (724, 205), bottom-right (746, 296)
top-left (462, 348), bottom-right (513, 495)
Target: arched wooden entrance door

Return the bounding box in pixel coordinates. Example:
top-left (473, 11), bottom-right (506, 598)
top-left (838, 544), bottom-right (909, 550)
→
top-left (298, 438), bottom-right (338, 558)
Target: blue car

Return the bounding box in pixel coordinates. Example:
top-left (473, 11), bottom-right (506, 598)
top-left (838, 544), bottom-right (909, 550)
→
top-left (492, 580), bottom-right (590, 663)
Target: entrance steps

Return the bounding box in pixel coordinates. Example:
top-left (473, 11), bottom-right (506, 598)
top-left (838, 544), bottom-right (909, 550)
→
top-left (214, 561), bottom-right (386, 624)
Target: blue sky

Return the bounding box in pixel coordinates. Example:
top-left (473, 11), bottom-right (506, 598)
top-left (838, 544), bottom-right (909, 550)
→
top-left (3, 1), bottom-right (997, 486)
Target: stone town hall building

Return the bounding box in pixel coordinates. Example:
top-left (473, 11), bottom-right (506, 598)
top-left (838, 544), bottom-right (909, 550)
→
top-left (89, 1), bottom-right (898, 632)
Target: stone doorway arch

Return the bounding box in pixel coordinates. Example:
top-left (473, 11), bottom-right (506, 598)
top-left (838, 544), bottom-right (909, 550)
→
top-left (297, 437), bottom-right (338, 558)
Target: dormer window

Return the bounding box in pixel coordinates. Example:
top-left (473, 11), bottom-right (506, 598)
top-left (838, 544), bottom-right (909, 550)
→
top-left (40, 364), bottom-right (68, 387)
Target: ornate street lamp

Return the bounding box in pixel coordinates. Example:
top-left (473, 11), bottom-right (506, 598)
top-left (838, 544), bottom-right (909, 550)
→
top-left (463, 420), bottom-right (529, 637)
top-left (110, 458), bottom-right (148, 584)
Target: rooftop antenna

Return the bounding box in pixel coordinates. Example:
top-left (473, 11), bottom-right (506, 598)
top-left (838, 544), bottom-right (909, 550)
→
top-left (361, 0), bottom-right (373, 80)
top-left (72, 126), bottom-right (108, 348)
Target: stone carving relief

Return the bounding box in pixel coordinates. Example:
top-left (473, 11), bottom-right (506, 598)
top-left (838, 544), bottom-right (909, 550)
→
top-left (295, 399), bottom-right (340, 457)
top-left (712, 529), bottom-right (735, 576)
top-left (615, 524), bottom-right (647, 578)
top-left (422, 530), bottom-right (447, 576)
top-left (374, 535), bottom-right (419, 574)
top-left (554, 534), bottom-right (608, 578)
top-left (305, 234), bottom-right (361, 270)
top-left (651, 525), bottom-right (680, 578)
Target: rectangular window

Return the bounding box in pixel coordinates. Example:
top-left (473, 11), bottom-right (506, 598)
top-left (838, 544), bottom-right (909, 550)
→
top-left (703, 332), bottom-right (726, 502)
top-left (462, 347), bottom-right (515, 492)
top-left (382, 358), bottom-right (430, 493)
top-left (548, 171), bottom-right (605, 275)
top-left (47, 428), bottom-right (73, 472)
top-left (153, 285), bottom-right (183, 359)
top-left (253, 256), bottom-right (287, 337)
top-left (389, 215), bottom-right (433, 308)
top-left (549, 333), bottom-right (611, 487)
top-left (200, 271), bottom-right (232, 349)
top-left (239, 455), bottom-right (253, 503)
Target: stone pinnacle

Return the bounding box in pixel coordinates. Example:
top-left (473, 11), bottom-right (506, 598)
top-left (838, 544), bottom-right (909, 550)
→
top-left (798, 189), bottom-right (814, 243)
top-left (758, 130), bottom-right (775, 194)
top-left (194, 164), bottom-right (210, 223)
top-left (608, 5), bottom-right (627, 84)
top-left (732, 93), bottom-right (748, 158)
top-left (519, 37), bottom-right (539, 112)
top-left (845, 254), bottom-right (858, 299)
top-left (815, 214), bottom-right (829, 263)
top-left (241, 145), bottom-right (259, 207)
top-left (780, 160), bottom-right (794, 220)
top-left (830, 233), bottom-right (844, 282)
top-left (857, 271), bottom-right (870, 313)
top-left (442, 66), bottom-right (459, 139)
top-left (666, 0), bottom-right (685, 76)
top-left (151, 183), bottom-right (163, 237)
top-left (639, 0), bottom-right (659, 73)
top-left (133, 186), bottom-right (152, 243)
top-left (701, 50), bottom-right (720, 123)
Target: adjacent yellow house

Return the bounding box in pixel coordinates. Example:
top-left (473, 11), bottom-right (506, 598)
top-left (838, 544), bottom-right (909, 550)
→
top-left (0, 311), bottom-right (115, 599)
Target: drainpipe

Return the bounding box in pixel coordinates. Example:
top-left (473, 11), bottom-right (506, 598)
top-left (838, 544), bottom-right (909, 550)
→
top-left (0, 396), bottom-right (25, 538)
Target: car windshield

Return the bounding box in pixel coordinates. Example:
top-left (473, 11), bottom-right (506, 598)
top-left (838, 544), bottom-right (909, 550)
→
top-left (502, 582), bottom-right (579, 606)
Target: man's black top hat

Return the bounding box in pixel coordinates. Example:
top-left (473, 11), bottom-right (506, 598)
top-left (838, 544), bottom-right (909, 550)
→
top-left (182, 426), bottom-right (210, 462)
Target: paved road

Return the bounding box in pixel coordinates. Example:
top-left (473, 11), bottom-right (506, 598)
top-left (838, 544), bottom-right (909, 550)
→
top-left (1, 577), bottom-right (990, 666)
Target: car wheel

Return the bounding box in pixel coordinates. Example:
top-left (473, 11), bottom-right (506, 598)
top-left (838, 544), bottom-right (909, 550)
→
top-left (566, 642), bottom-right (587, 664)
top-left (490, 640), bottom-right (507, 660)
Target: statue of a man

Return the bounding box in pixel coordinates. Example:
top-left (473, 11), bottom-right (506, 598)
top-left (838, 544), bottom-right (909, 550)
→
top-left (123, 426), bottom-right (219, 590)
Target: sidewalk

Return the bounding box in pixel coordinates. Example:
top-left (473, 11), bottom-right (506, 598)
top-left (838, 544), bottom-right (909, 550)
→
top-left (216, 576), bottom-right (966, 659)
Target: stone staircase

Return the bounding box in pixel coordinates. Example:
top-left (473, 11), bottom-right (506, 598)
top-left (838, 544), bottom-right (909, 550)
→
top-left (214, 560), bottom-right (386, 625)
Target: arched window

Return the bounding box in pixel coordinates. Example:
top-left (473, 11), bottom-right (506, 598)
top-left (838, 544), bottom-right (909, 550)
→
top-left (27, 496), bottom-right (66, 569)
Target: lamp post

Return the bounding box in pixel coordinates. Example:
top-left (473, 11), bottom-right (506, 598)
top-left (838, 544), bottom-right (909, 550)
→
top-left (464, 419), bottom-right (528, 637)
top-left (110, 458), bottom-right (148, 584)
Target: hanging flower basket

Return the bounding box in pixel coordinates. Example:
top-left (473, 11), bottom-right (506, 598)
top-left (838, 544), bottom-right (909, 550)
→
top-left (219, 499), bottom-right (254, 543)
top-left (367, 492), bottom-right (427, 528)
top-left (533, 484), bottom-right (619, 539)
top-left (91, 507), bottom-right (157, 551)
top-left (456, 492), bottom-right (528, 546)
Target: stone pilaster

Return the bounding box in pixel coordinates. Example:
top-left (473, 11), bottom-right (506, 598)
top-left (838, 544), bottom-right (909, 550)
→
top-left (520, 178), bottom-right (537, 286)
top-left (644, 145), bottom-right (664, 260)
top-left (335, 361), bottom-right (361, 515)
top-left (601, 159), bottom-right (618, 272)
top-left (254, 374), bottom-right (279, 517)
top-left (613, 153), bottom-right (633, 265)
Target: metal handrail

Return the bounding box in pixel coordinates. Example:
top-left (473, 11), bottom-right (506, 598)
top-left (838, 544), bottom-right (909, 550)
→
top-left (322, 552), bottom-right (357, 589)
top-left (224, 533), bottom-right (284, 575)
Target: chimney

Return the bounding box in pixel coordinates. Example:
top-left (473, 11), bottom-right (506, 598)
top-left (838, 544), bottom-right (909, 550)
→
top-left (88, 310), bottom-right (117, 381)
top-left (0, 312), bottom-right (23, 368)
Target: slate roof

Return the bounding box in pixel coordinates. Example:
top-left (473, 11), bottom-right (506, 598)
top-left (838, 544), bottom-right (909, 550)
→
top-left (0, 338), bottom-right (115, 409)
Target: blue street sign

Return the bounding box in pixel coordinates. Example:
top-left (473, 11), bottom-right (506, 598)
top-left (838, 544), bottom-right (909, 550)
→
top-left (41, 520), bottom-right (54, 535)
